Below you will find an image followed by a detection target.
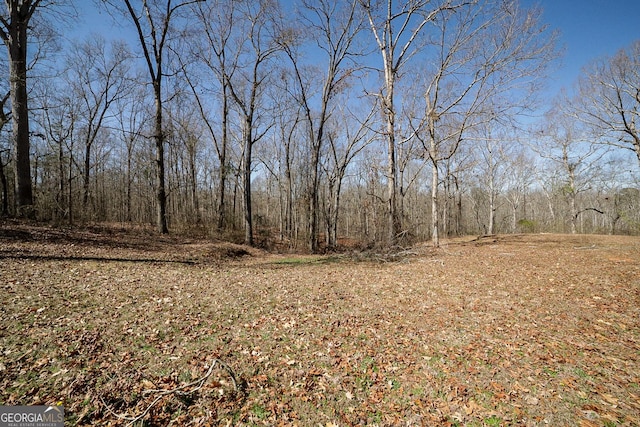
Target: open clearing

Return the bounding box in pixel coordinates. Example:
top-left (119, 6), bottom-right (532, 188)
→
top-left (1, 223), bottom-right (639, 426)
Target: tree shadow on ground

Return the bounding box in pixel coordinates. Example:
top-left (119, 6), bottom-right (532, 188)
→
top-left (0, 251), bottom-right (197, 265)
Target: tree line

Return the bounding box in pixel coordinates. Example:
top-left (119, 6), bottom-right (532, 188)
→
top-left (0, 0), bottom-right (638, 251)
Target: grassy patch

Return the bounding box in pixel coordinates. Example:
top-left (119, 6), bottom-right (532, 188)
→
top-left (271, 255), bottom-right (343, 265)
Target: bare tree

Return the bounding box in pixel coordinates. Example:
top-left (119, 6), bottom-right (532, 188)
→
top-left (534, 104), bottom-right (607, 234)
top-left (409, 0), bottom-right (557, 246)
top-left (323, 100), bottom-right (376, 249)
top-left (0, 91), bottom-right (10, 215)
top-left (184, 0), bottom-right (241, 232)
top-left (442, 152), bottom-right (472, 237)
top-left (39, 86), bottom-right (78, 224)
top-left (0, 0), bottom-right (43, 216)
top-left (473, 121), bottom-right (533, 234)
top-left (278, 0), bottom-right (365, 252)
top-left (502, 148), bottom-right (535, 232)
top-left (476, 124), bottom-right (505, 235)
top-left (360, 0), bottom-right (469, 245)
top-left (395, 81), bottom-right (434, 239)
top-left (165, 95), bottom-right (204, 225)
top-left (104, 0), bottom-right (203, 233)
top-left (603, 187), bottom-right (640, 235)
top-left (220, 0), bottom-right (281, 246)
top-left (572, 41), bottom-right (640, 167)
top-left (66, 36), bottom-right (132, 216)
top-left (113, 83), bottom-right (148, 222)
top-left (260, 82), bottom-right (303, 244)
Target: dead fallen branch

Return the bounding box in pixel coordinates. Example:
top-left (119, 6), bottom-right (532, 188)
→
top-left (100, 358), bottom-right (240, 426)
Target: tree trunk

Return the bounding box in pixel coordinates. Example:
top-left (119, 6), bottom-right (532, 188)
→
top-left (217, 161), bottom-right (226, 230)
top-left (431, 160), bottom-right (439, 247)
top-left (441, 175), bottom-right (448, 238)
top-left (567, 154), bottom-right (577, 234)
top-left (569, 193), bottom-right (577, 234)
top-left (454, 175), bottom-right (462, 236)
top-left (306, 90), bottom-right (328, 253)
top-left (309, 141), bottom-right (321, 252)
top-left (0, 102), bottom-right (9, 216)
top-left (217, 88), bottom-right (228, 231)
top-left (0, 151), bottom-right (9, 216)
top-left (385, 91), bottom-right (398, 245)
top-left (154, 83), bottom-right (169, 234)
top-left (429, 123), bottom-right (440, 246)
top-left (488, 182), bottom-right (496, 235)
top-left (243, 122), bottom-right (253, 246)
top-left (329, 174), bottom-right (344, 249)
top-left (83, 142), bottom-right (91, 213)
top-left (191, 163), bottom-right (199, 223)
top-left (67, 142), bottom-right (74, 226)
top-left (57, 135), bottom-right (65, 221)
top-left (285, 142), bottom-right (293, 240)
top-left (8, 18), bottom-right (33, 216)
top-left (126, 140), bottom-right (133, 222)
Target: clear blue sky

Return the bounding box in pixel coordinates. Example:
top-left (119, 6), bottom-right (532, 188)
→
top-left (526, 0), bottom-right (640, 95)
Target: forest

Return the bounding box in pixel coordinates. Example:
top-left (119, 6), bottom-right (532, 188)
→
top-left (1, 0), bottom-right (639, 251)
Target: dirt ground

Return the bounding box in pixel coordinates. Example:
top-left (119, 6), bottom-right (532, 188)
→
top-left (0, 222), bottom-right (639, 426)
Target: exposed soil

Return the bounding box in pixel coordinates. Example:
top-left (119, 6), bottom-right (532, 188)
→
top-left (1, 222), bottom-right (639, 426)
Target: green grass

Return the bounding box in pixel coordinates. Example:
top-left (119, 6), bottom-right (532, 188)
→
top-left (250, 404), bottom-right (268, 419)
top-left (271, 255), bottom-right (343, 265)
top-left (484, 415), bottom-right (503, 426)
top-left (574, 367), bottom-right (591, 379)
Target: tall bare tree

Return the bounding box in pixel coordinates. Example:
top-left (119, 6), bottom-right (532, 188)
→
top-left (181, 0), bottom-right (251, 231)
top-left (220, 0), bottom-right (281, 246)
top-left (323, 100), bottom-right (376, 248)
top-left (184, 0), bottom-right (241, 232)
top-left (534, 104), bottom-right (606, 234)
top-left (473, 121), bottom-right (531, 234)
top-left (0, 91), bottom-right (10, 215)
top-left (66, 36), bottom-right (132, 216)
top-left (572, 41), bottom-right (640, 167)
top-left (113, 85), bottom-right (148, 223)
top-left (0, 0), bottom-right (43, 216)
top-left (410, 0), bottom-right (557, 245)
top-left (360, 0), bottom-right (469, 245)
top-left (39, 85), bottom-right (78, 224)
top-left (262, 83), bottom-right (303, 244)
top-left (165, 95), bottom-right (204, 225)
top-left (278, 0), bottom-right (365, 252)
top-left (477, 125), bottom-right (504, 235)
top-left (502, 148), bottom-right (535, 232)
top-left (105, 0), bottom-right (203, 233)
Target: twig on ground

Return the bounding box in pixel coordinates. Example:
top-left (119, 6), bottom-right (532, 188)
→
top-left (574, 244), bottom-right (597, 250)
top-left (100, 358), bottom-right (240, 426)
top-left (425, 258), bottom-right (445, 266)
top-left (99, 395), bottom-right (138, 423)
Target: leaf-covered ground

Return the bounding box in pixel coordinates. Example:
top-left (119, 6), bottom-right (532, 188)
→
top-left (1, 222), bottom-right (639, 426)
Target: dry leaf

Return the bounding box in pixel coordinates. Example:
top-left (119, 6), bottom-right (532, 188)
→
top-left (141, 379), bottom-right (157, 390)
top-left (599, 393), bottom-right (619, 406)
top-left (525, 396), bottom-right (539, 405)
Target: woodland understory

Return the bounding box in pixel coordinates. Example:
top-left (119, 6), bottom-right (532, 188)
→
top-left (1, 1), bottom-right (638, 252)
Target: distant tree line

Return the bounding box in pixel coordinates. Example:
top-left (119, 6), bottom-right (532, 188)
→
top-left (0, 0), bottom-right (638, 250)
